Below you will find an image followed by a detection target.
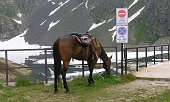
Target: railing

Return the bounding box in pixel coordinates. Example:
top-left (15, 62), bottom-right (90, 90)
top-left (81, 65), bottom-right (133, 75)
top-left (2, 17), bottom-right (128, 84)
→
top-left (1, 44), bottom-right (170, 85)
top-left (0, 48), bottom-right (51, 85)
top-left (124, 45), bottom-right (170, 74)
top-left (0, 47), bottom-right (118, 85)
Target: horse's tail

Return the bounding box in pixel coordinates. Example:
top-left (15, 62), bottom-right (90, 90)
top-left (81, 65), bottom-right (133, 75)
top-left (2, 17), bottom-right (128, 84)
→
top-left (53, 39), bottom-right (61, 80)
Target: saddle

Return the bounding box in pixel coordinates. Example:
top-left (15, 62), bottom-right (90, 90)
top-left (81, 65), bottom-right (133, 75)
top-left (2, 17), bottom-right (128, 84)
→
top-left (71, 33), bottom-right (92, 45)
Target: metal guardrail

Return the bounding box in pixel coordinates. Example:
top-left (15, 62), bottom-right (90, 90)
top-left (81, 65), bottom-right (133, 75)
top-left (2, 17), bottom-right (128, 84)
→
top-left (1, 44), bottom-right (170, 85)
top-left (0, 48), bottom-right (51, 85)
top-left (124, 45), bottom-right (170, 74)
top-left (0, 47), bottom-right (118, 85)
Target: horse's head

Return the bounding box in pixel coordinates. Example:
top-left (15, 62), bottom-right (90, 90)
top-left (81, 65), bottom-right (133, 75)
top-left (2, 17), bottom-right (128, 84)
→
top-left (103, 56), bottom-right (112, 74)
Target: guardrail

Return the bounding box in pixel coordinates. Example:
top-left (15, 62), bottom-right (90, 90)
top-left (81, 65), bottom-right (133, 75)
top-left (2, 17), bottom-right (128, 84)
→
top-left (1, 45), bottom-right (169, 85)
top-left (0, 47), bottom-right (118, 85)
top-left (0, 48), bottom-right (51, 85)
top-left (124, 45), bottom-right (170, 74)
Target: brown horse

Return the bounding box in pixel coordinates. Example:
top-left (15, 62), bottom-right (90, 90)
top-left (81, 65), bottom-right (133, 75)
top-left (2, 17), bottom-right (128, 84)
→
top-left (53, 33), bottom-right (112, 93)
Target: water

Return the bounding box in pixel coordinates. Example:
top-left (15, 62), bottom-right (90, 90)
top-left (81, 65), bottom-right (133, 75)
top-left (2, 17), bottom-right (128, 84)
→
top-left (25, 61), bottom-right (90, 82)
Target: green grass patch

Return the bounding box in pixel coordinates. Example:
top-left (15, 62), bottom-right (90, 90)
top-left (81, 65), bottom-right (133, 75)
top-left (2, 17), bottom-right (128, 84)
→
top-left (1, 74), bottom-right (169, 102)
top-left (69, 74), bottom-right (136, 92)
top-left (0, 79), bottom-right (4, 84)
top-left (0, 74), bottom-right (135, 102)
top-left (0, 79), bottom-right (4, 89)
top-left (15, 76), bottom-right (31, 87)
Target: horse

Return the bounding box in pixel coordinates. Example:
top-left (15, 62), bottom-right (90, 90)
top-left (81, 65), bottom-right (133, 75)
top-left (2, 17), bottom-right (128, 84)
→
top-left (53, 33), bottom-right (112, 93)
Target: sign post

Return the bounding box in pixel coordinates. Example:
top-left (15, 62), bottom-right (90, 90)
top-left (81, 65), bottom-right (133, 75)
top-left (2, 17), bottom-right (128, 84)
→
top-left (116, 8), bottom-right (128, 75)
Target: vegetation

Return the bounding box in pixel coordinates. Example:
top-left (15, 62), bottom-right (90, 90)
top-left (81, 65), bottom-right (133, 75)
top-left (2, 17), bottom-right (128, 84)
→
top-left (0, 74), bottom-right (135, 102)
top-left (0, 74), bottom-right (169, 101)
top-left (0, 79), bottom-right (4, 89)
top-left (15, 76), bottom-right (31, 87)
top-left (134, 19), bottom-right (150, 44)
top-left (89, 5), bottom-right (110, 23)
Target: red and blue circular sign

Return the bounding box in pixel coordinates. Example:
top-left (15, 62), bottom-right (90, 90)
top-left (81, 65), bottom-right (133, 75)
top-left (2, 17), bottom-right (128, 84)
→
top-left (118, 27), bottom-right (127, 35)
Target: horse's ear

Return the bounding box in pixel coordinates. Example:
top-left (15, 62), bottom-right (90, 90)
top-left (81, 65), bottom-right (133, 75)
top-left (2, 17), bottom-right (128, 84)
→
top-left (109, 55), bottom-right (112, 59)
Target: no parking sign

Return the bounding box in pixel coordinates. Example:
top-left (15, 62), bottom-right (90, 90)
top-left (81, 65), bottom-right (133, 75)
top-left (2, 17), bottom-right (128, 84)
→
top-left (116, 26), bottom-right (128, 43)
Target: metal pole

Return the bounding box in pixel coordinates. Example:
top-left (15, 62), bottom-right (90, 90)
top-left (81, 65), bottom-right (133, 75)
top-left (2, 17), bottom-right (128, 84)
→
top-left (121, 43), bottom-right (124, 75)
top-left (145, 47), bottom-right (147, 67)
top-left (168, 45), bottom-right (170, 60)
top-left (5, 51), bottom-right (8, 85)
top-left (161, 46), bottom-right (163, 62)
top-left (136, 48), bottom-right (138, 71)
top-left (44, 49), bottom-right (48, 84)
top-left (124, 48), bottom-right (127, 74)
top-left (82, 60), bottom-right (84, 77)
top-left (115, 46), bottom-right (118, 76)
top-left (154, 46), bottom-right (156, 64)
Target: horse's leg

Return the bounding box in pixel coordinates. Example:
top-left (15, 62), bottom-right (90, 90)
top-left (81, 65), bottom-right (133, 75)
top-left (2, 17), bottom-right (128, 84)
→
top-left (61, 61), bottom-right (70, 92)
top-left (87, 60), bottom-right (97, 85)
top-left (88, 66), bottom-right (94, 85)
top-left (54, 64), bottom-right (61, 94)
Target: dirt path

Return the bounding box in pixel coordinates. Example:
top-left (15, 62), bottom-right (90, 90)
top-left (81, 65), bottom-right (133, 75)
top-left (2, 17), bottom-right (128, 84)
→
top-left (98, 79), bottom-right (170, 101)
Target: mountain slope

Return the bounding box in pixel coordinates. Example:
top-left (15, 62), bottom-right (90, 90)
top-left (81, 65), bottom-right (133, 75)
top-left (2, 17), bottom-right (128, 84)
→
top-left (0, 0), bottom-right (169, 47)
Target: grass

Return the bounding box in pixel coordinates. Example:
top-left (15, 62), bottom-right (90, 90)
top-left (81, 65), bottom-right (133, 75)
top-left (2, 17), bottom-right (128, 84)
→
top-left (0, 74), bottom-right (135, 102)
top-left (0, 74), bottom-right (169, 102)
top-left (15, 76), bottom-right (31, 87)
top-left (0, 79), bottom-right (4, 89)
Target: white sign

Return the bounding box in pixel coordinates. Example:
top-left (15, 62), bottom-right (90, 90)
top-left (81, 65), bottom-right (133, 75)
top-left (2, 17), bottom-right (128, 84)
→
top-left (116, 26), bottom-right (128, 43)
top-left (116, 8), bottom-right (128, 25)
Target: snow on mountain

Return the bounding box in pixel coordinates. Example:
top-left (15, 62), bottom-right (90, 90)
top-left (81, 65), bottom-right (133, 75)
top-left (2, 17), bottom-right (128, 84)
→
top-left (13, 19), bottom-right (22, 24)
top-left (71, 2), bottom-right (84, 11)
top-left (48, 20), bottom-right (60, 30)
top-left (0, 28), bottom-right (50, 64)
top-left (88, 20), bottom-right (106, 31)
top-left (48, 0), bottom-right (70, 16)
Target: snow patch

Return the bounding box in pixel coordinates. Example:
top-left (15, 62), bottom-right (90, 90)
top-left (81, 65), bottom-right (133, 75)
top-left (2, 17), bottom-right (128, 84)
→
top-left (91, 6), bottom-right (95, 9)
top-left (88, 20), bottom-right (106, 31)
top-left (51, 2), bottom-right (55, 5)
top-left (13, 19), bottom-right (22, 24)
top-left (0, 28), bottom-right (50, 63)
top-left (48, 0), bottom-right (70, 16)
top-left (85, 0), bottom-right (88, 10)
top-left (128, 6), bottom-right (145, 23)
top-left (40, 20), bottom-right (47, 26)
top-left (129, 0), bottom-right (139, 9)
top-left (17, 13), bottom-right (22, 18)
top-left (48, 20), bottom-right (60, 30)
top-left (71, 2), bottom-right (84, 11)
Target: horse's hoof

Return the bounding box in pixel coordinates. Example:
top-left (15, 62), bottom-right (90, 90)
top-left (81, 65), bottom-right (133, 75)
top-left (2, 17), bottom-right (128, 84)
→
top-left (54, 91), bottom-right (59, 94)
top-left (66, 89), bottom-right (70, 93)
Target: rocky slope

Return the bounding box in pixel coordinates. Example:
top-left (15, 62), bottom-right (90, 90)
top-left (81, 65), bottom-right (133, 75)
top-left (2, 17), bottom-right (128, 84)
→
top-left (0, 0), bottom-right (44, 41)
top-left (0, 0), bottom-right (169, 47)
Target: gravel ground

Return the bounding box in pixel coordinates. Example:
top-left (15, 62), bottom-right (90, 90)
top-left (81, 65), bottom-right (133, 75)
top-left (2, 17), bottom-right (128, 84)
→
top-left (101, 79), bottom-right (170, 102)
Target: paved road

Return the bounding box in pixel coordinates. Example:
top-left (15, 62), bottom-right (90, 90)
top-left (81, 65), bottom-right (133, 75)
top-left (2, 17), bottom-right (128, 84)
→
top-left (133, 61), bottom-right (170, 80)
